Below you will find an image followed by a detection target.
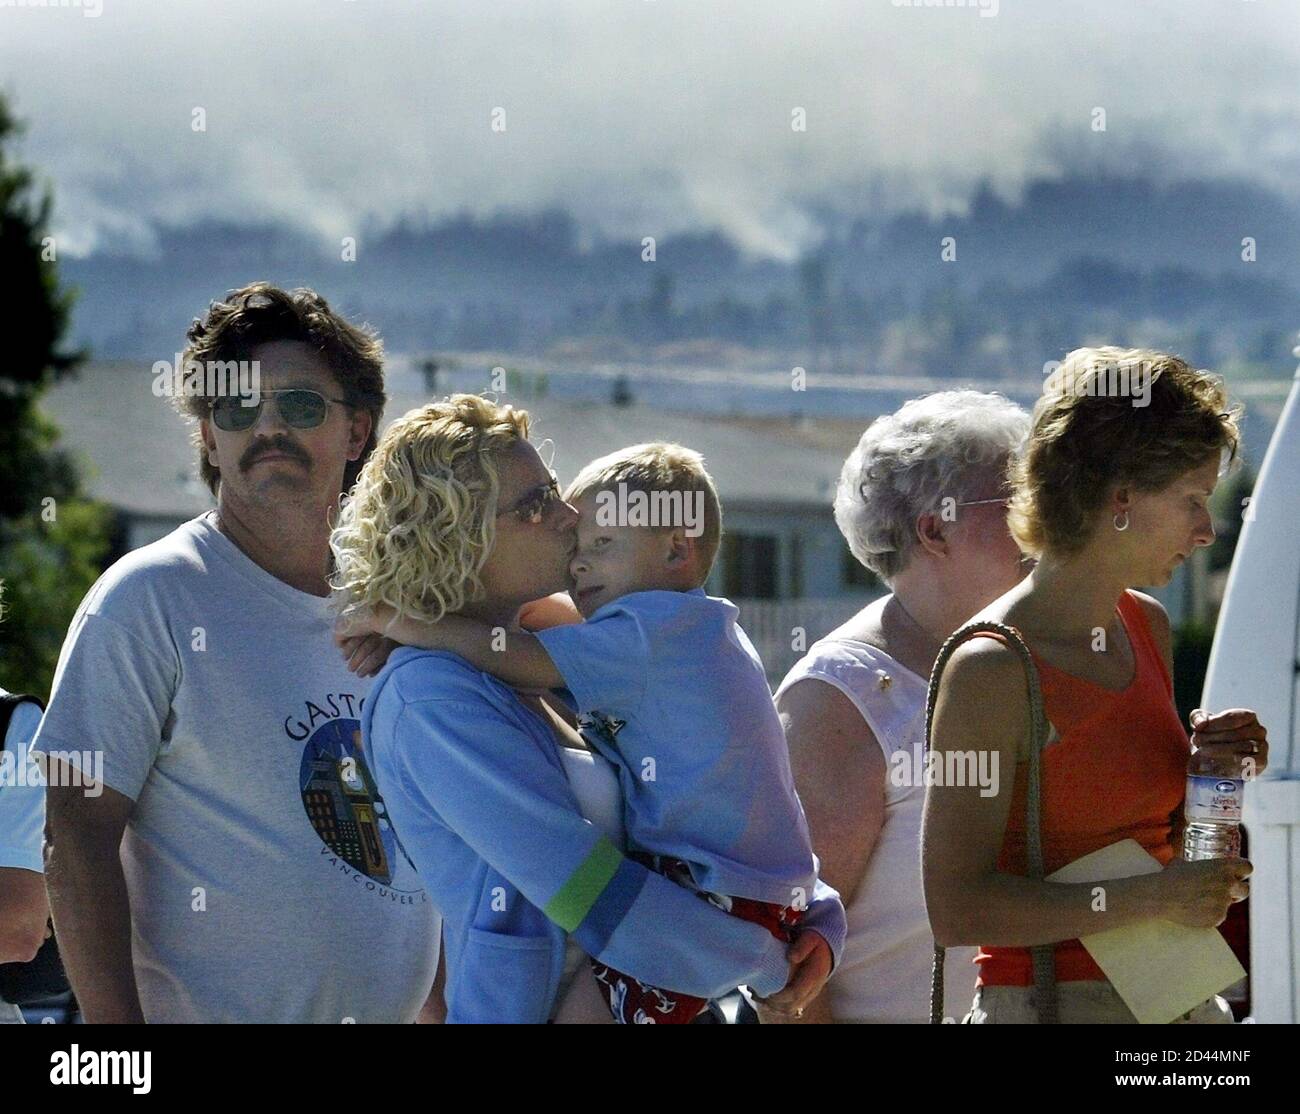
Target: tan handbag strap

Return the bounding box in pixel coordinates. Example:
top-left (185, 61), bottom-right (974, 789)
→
top-left (925, 620), bottom-right (1058, 1024)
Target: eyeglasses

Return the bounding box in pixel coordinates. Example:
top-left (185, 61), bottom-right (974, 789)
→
top-left (955, 496), bottom-right (1012, 509)
top-left (209, 389), bottom-right (351, 432)
top-left (499, 477), bottom-right (564, 525)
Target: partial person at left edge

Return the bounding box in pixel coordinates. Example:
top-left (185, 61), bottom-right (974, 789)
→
top-left (0, 579), bottom-right (50, 1024)
top-left (30, 283), bottom-right (442, 1023)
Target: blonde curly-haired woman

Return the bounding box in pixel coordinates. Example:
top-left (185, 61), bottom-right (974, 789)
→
top-left (921, 348), bottom-right (1269, 1024)
top-left (329, 394), bottom-right (843, 1023)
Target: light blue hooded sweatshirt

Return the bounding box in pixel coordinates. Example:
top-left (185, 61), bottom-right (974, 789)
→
top-left (362, 647), bottom-right (847, 1023)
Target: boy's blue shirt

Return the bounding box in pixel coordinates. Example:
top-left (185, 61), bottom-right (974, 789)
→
top-left (535, 588), bottom-right (822, 906)
top-left (361, 646), bottom-right (845, 1024)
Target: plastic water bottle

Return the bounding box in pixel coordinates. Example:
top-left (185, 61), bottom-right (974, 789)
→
top-left (1182, 748), bottom-right (1244, 860)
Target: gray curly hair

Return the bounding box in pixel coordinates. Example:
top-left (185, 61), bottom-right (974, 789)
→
top-left (834, 390), bottom-right (1030, 582)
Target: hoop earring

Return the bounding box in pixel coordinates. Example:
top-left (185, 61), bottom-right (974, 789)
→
top-left (1113, 510), bottom-right (1130, 532)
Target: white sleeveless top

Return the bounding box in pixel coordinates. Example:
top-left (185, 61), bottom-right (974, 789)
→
top-left (776, 638), bottom-right (979, 1022)
top-left (550, 745), bottom-right (624, 1021)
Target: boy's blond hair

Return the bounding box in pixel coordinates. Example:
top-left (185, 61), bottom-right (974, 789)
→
top-left (565, 442), bottom-right (723, 585)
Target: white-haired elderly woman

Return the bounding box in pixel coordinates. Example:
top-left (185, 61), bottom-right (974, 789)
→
top-left (773, 390), bottom-right (1031, 1023)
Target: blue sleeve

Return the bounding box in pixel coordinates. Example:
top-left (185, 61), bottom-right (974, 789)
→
top-left (383, 688), bottom-right (790, 998)
top-left (0, 702), bottom-right (46, 873)
top-left (800, 876), bottom-right (847, 969)
top-left (533, 605), bottom-right (650, 717)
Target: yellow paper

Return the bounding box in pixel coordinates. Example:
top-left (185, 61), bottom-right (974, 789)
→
top-left (1046, 839), bottom-right (1245, 1024)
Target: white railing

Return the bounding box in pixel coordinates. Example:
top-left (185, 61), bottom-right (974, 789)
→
top-left (732, 596), bottom-right (876, 687)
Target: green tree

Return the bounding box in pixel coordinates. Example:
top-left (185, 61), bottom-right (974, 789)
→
top-left (1208, 463), bottom-right (1255, 573)
top-left (1172, 620), bottom-right (1216, 729)
top-left (0, 95), bottom-right (111, 698)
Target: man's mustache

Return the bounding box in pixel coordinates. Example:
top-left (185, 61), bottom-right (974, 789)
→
top-left (240, 436), bottom-right (310, 471)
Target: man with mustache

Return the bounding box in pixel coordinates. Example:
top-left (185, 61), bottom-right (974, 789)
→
top-left (32, 284), bottom-right (441, 1022)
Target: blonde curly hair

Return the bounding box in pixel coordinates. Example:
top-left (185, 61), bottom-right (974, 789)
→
top-left (330, 394), bottom-right (531, 623)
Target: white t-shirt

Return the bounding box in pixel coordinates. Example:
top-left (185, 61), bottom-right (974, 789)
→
top-left (0, 694), bottom-right (45, 1025)
top-left (776, 638), bottom-right (979, 1023)
top-left (551, 744), bottom-right (623, 1022)
top-left (31, 512), bottom-right (440, 1022)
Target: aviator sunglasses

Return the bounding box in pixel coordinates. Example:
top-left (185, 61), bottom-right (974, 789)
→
top-left (209, 389), bottom-right (351, 433)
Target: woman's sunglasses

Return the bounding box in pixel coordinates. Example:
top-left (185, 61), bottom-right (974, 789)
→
top-left (499, 477), bottom-right (564, 525)
top-left (209, 389), bottom-right (351, 433)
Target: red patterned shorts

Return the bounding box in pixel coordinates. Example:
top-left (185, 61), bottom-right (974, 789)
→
top-left (589, 853), bottom-right (804, 1024)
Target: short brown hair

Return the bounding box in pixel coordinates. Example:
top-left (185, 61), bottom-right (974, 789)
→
top-left (174, 282), bottom-right (386, 496)
top-left (565, 442), bottom-right (723, 585)
top-left (1009, 347), bottom-right (1239, 557)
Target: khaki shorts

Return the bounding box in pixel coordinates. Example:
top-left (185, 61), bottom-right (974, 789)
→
top-left (965, 982), bottom-right (1234, 1024)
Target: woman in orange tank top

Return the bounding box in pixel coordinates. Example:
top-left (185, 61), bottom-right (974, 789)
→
top-left (921, 347), bottom-right (1270, 1024)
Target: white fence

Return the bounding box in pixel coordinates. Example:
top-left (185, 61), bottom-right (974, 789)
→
top-left (732, 596), bottom-right (875, 687)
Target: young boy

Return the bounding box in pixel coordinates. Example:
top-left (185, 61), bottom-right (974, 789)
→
top-left (342, 443), bottom-right (843, 1023)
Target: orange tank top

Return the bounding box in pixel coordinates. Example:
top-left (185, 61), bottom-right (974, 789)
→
top-left (974, 590), bottom-right (1190, 986)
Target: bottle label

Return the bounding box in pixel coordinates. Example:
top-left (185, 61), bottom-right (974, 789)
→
top-left (1185, 774), bottom-right (1243, 824)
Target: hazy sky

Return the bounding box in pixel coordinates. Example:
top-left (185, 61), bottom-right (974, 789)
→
top-left (3, 0), bottom-right (1297, 259)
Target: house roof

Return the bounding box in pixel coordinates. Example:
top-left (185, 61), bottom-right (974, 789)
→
top-left (42, 363), bottom-right (855, 518)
